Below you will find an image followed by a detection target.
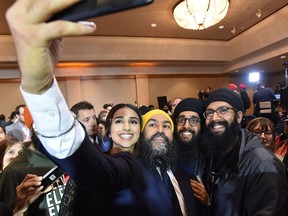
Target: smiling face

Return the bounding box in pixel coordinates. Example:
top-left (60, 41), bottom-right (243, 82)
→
top-left (139, 113), bottom-right (176, 169)
top-left (142, 114), bottom-right (173, 152)
top-left (205, 101), bottom-right (242, 135)
top-left (176, 111), bottom-right (201, 143)
top-left (110, 107), bottom-right (141, 152)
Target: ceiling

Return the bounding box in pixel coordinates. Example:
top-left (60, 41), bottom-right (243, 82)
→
top-left (0, 0), bottom-right (288, 75)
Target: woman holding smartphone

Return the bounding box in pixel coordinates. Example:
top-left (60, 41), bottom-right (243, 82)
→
top-left (7, 0), bottom-right (199, 214)
top-left (36, 103), bottom-right (160, 215)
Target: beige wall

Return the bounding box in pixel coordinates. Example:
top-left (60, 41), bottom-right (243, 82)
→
top-left (149, 76), bottom-right (231, 107)
top-left (0, 72), bottom-right (284, 118)
top-left (0, 81), bottom-right (68, 119)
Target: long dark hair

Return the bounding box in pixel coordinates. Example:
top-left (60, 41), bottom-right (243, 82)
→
top-left (105, 103), bottom-right (142, 138)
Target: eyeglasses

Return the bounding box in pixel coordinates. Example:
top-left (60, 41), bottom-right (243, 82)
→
top-left (203, 106), bottom-right (237, 120)
top-left (177, 116), bottom-right (200, 126)
top-left (252, 130), bottom-right (273, 136)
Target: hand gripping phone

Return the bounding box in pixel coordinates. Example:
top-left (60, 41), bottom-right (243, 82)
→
top-left (49, 0), bottom-right (153, 22)
top-left (41, 166), bottom-right (65, 191)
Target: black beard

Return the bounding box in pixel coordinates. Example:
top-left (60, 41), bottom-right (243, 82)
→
top-left (174, 130), bottom-right (204, 164)
top-left (138, 132), bottom-right (177, 170)
top-left (202, 117), bottom-right (240, 162)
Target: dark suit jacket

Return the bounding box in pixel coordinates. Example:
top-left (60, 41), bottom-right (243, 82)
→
top-left (36, 132), bottom-right (199, 216)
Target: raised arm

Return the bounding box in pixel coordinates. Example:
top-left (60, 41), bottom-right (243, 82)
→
top-left (6, 0), bottom-right (96, 94)
top-left (6, 0), bottom-right (96, 158)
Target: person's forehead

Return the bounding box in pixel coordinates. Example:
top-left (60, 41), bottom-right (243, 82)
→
top-left (19, 107), bottom-right (25, 113)
top-left (206, 101), bottom-right (232, 109)
top-left (78, 109), bottom-right (95, 117)
top-left (253, 122), bottom-right (271, 130)
top-left (149, 114), bottom-right (171, 123)
top-left (113, 107), bottom-right (138, 119)
top-left (178, 111), bottom-right (200, 118)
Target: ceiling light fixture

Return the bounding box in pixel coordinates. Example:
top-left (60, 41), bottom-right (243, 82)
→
top-left (150, 23), bottom-right (157, 28)
top-left (255, 9), bottom-right (262, 18)
top-left (173, 0), bottom-right (230, 30)
top-left (231, 26), bottom-right (236, 34)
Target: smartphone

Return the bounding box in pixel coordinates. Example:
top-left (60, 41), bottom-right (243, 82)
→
top-left (41, 166), bottom-right (65, 191)
top-left (49, 0), bottom-right (153, 22)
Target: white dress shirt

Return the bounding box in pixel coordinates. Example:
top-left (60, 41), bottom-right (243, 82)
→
top-left (21, 77), bottom-right (84, 159)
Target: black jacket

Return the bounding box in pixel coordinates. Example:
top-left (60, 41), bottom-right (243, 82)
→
top-left (37, 132), bottom-right (199, 216)
top-left (205, 129), bottom-right (288, 216)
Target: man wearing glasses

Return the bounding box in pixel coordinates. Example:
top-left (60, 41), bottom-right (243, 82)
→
top-left (202, 88), bottom-right (288, 216)
top-left (173, 98), bottom-right (210, 207)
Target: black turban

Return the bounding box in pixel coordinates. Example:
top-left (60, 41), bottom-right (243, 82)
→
top-left (206, 88), bottom-right (244, 112)
top-left (173, 98), bottom-right (204, 120)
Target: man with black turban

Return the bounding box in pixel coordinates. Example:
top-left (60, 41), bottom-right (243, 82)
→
top-left (202, 88), bottom-right (288, 216)
top-left (173, 98), bottom-right (210, 207)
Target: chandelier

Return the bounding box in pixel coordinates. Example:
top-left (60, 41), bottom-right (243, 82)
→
top-left (173, 0), bottom-right (230, 30)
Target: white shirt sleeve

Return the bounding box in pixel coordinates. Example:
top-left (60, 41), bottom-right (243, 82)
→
top-left (20, 77), bottom-right (85, 159)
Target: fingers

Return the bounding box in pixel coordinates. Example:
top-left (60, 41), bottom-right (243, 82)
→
top-left (43, 21), bottom-right (96, 40)
top-left (7, 0), bottom-right (81, 23)
top-left (190, 179), bottom-right (210, 205)
top-left (42, 185), bottom-right (53, 193)
top-left (190, 179), bottom-right (205, 191)
top-left (16, 174), bottom-right (43, 198)
top-left (6, 0), bottom-right (96, 43)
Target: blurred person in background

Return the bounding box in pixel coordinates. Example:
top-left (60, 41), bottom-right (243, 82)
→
top-left (70, 101), bottom-right (98, 144)
top-left (5, 105), bottom-right (31, 143)
top-left (253, 82), bottom-right (276, 117)
top-left (246, 117), bottom-right (281, 159)
top-left (6, 112), bottom-right (17, 126)
top-left (170, 97), bottom-right (182, 115)
top-left (0, 137), bottom-right (24, 172)
top-left (275, 117), bottom-right (288, 161)
top-left (0, 115), bottom-right (8, 129)
top-left (98, 109), bottom-right (109, 122)
top-left (0, 126), bottom-right (6, 142)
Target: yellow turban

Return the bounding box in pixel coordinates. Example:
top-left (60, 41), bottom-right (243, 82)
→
top-left (141, 109), bottom-right (174, 132)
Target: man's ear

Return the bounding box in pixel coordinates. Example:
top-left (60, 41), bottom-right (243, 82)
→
top-left (236, 111), bottom-right (243, 124)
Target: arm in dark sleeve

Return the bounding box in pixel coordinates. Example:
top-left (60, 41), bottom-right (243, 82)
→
top-left (245, 159), bottom-right (288, 216)
top-left (35, 132), bottom-right (143, 194)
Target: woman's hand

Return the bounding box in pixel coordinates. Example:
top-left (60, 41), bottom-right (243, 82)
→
top-left (6, 0), bottom-right (96, 94)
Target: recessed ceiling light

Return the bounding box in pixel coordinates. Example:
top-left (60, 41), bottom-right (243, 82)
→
top-left (218, 25), bottom-right (224, 29)
top-left (280, 55), bottom-right (286, 59)
top-left (150, 23), bottom-right (157, 28)
top-left (234, 70), bottom-right (239, 73)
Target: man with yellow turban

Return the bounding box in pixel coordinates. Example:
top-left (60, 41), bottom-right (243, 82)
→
top-left (138, 109), bottom-right (200, 216)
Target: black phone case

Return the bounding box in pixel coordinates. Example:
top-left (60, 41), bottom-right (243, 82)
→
top-left (49, 0), bottom-right (153, 22)
top-left (41, 166), bottom-right (65, 191)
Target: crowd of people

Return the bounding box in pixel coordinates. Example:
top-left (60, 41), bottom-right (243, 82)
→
top-left (0, 0), bottom-right (288, 215)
